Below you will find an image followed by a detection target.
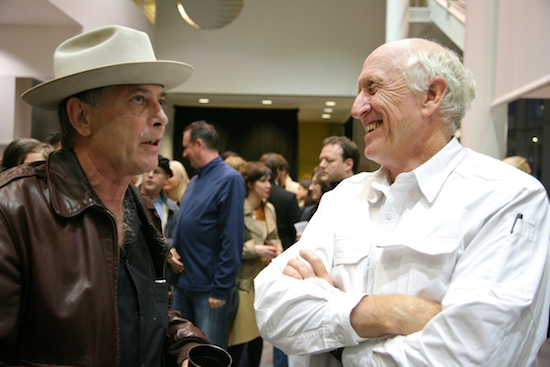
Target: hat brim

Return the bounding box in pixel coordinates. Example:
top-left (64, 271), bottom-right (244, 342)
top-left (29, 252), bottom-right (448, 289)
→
top-left (22, 60), bottom-right (194, 111)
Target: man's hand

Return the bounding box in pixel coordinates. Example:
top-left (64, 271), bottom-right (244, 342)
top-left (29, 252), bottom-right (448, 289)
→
top-left (168, 248), bottom-right (184, 274)
top-left (350, 294), bottom-right (442, 338)
top-left (282, 249), bottom-right (334, 287)
top-left (181, 359), bottom-right (189, 367)
top-left (209, 297), bottom-right (226, 309)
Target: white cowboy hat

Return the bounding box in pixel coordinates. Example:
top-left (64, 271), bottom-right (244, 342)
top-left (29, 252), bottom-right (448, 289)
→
top-left (22, 25), bottom-right (194, 111)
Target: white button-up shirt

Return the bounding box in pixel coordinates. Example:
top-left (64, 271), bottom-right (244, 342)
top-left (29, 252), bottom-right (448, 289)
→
top-left (254, 139), bottom-right (550, 367)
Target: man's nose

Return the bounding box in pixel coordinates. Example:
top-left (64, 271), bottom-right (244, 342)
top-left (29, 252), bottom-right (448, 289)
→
top-left (351, 93), bottom-right (371, 119)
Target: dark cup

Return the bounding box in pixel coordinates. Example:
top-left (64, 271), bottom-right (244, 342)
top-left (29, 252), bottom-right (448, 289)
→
top-left (187, 344), bottom-right (232, 367)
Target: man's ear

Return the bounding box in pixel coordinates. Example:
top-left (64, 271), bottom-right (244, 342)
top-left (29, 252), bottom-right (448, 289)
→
top-left (344, 157), bottom-right (354, 173)
top-left (66, 97), bottom-right (92, 137)
top-left (421, 76), bottom-right (447, 118)
top-left (194, 138), bottom-right (204, 150)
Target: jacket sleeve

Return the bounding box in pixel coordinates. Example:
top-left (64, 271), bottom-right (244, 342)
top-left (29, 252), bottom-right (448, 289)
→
top-left (166, 286), bottom-right (210, 366)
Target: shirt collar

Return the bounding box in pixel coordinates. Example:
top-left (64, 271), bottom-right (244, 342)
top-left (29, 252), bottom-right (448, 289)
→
top-left (413, 137), bottom-right (466, 203)
top-left (368, 138), bottom-right (466, 204)
top-left (196, 155), bottom-right (223, 177)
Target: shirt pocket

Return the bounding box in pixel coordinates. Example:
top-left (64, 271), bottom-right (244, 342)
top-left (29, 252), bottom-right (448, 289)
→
top-left (373, 237), bottom-right (460, 302)
top-left (333, 236), bottom-right (373, 293)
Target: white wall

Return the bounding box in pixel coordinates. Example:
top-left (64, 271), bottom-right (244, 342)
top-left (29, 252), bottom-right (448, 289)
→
top-left (0, 0), bottom-right (152, 152)
top-left (49, 0), bottom-right (153, 34)
top-left (155, 0), bottom-right (386, 98)
top-left (493, 1), bottom-right (550, 105)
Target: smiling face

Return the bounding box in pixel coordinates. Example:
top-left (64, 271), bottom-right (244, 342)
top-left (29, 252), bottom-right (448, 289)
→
top-left (351, 41), bottom-right (451, 180)
top-left (83, 84), bottom-right (168, 180)
top-left (351, 46), bottom-right (427, 177)
top-left (181, 130), bottom-right (201, 169)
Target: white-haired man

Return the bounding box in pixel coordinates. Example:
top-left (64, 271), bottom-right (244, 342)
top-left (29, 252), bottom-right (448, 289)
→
top-left (0, 26), bottom-right (210, 366)
top-left (255, 38), bottom-right (550, 366)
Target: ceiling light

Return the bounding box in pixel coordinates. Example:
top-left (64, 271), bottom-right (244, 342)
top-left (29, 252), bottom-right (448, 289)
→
top-left (532, 136), bottom-right (539, 143)
top-left (325, 101), bottom-right (336, 106)
top-left (322, 114), bottom-right (331, 119)
top-left (324, 108), bottom-right (333, 113)
top-left (199, 98), bottom-right (209, 104)
top-left (262, 99), bottom-right (273, 105)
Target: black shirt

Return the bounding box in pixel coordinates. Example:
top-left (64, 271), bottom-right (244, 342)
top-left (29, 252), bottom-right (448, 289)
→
top-left (118, 189), bottom-right (169, 367)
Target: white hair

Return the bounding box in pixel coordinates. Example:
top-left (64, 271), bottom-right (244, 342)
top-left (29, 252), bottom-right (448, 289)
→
top-left (402, 43), bottom-right (476, 136)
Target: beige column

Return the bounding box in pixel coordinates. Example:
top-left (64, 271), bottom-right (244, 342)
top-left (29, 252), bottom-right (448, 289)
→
top-left (460, 0), bottom-right (505, 158)
top-left (386, 0), bottom-right (409, 43)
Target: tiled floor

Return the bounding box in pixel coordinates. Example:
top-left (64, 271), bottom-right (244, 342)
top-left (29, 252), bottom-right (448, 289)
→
top-left (258, 338), bottom-right (550, 367)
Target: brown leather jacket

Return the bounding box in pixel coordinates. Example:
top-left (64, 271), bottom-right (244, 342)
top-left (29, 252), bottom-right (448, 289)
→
top-left (0, 149), bottom-right (208, 366)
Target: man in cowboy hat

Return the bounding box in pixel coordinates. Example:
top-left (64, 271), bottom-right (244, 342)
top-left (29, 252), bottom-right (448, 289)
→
top-left (0, 25), bottom-right (209, 367)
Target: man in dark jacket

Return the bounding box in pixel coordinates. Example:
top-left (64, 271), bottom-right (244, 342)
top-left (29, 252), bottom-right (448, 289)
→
top-left (0, 25), bottom-right (209, 367)
top-left (259, 153), bottom-right (301, 251)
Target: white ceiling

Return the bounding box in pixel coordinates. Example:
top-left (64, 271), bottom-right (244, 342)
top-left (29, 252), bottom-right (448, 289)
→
top-left (0, 0), bottom-right (77, 26)
top-left (0, 0), bottom-right (367, 124)
top-left (0, 0), bottom-right (467, 125)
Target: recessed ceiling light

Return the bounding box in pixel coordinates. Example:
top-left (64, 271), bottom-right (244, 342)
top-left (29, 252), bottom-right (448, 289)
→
top-left (532, 136), bottom-right (539, 143)
top-left (322, 114), bottom-right (331, 119)
top-left (262, 99), bottom-right (273, 105)
top-left (324, 108), bottom-right (333, 113)
top-left (325, 101), bottom-right (336, 106)
top-left (199, 98), bottom-right (209, 104)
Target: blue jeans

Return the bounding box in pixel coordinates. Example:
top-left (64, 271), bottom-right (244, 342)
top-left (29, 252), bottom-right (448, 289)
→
top-left (273, 347), bottom-right (288, 367)
top-left (172, 287), bottom-right (229, 348)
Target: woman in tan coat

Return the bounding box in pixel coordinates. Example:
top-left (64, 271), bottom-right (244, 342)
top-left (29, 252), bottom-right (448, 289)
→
top-left (228, 161), bottom-right (283, 367)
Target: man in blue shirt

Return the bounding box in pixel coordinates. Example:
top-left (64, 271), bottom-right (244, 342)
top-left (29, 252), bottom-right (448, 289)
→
top-left (172, 120), bottom-right (245, 348)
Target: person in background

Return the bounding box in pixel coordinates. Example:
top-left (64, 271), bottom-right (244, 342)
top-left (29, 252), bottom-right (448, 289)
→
top-left (258, 152), bottom-right (302, 367)
top-left (502, 155), bottom-right (532, 175)
top-left (0, 25), bottom-right (209, 367)
top-left (284, 173), bottom-right (300, 194)
top-left (141, 155), bottom-right (182, 286)
top-left (255, 38), bottom-right (550, 366)
top-left (1, 137), bottom-right (40, 171)
top-left (301, 167), bottom-right (330, 223)
top-left (295, 167), bottom-right (330, 242)
top-left (18, 142), bottom-right (55, 165)
top-left (221, 150), bottom-right (239, 160)
top-left (225, 155), bottom-right (247, 171)
top-left (259, 153), bottom-right (301, 251)
top-left (172, 120), bottom-right (246, 349)
top-left (140, 155), bottom-right (179, 240)
top-left (318, 136), bottom-right (359, 189)
top-left (228, 161), bottom-right (282, 367)
top-left (295, 178), bottom-right (312, 209)
top-left (46, 130), bottom-right (62, 150)
top-left (164, 159), bottom-right (190, 205)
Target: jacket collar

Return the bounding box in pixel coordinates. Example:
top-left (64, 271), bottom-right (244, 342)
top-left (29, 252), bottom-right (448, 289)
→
top-left (47, 149), bottom-right (103, 218)
top-left (47, 149), bottom-right (157, 218)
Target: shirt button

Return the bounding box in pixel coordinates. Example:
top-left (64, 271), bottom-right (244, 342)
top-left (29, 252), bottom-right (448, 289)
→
top-left (385, 212), bottom-right (392, 220)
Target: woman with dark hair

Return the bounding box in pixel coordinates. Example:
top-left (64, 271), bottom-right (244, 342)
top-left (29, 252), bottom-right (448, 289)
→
top-left (228, 161), bottom-right (282, 367)
top-left (1, 138), bottom-right (41, 171)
